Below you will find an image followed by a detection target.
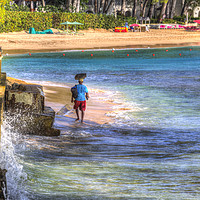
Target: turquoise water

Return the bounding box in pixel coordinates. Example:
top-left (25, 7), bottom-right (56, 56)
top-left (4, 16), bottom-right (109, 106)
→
top-left (1, 46), bottom-right (200, 199)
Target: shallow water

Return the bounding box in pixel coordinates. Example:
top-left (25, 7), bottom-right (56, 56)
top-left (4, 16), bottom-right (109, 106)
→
top-left (1, 46), bottom-right (200, 199)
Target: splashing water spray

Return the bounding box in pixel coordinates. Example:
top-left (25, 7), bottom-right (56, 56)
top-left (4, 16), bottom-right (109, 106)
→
top-left (0, 47), bottom-right (28, 199)
top-left (1, 117), bottom-right (28, 200)
top-left (0, 46), bottom-right (7, 200)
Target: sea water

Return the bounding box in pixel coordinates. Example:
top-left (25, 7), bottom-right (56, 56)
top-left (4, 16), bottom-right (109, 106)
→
top-left (1, 46), bottom-right (200, 199)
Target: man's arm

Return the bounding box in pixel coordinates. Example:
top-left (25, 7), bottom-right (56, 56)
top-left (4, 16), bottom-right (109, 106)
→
top-left (86, 93), bottom-right (89, 100)
top-left (85, 86), bottom-right (89, 100)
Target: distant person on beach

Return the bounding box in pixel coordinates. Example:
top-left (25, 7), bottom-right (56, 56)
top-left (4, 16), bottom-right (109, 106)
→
top-left (71, 78), bottom-right (89, 123)
top-left (146, 25), bottom-right (150, 32)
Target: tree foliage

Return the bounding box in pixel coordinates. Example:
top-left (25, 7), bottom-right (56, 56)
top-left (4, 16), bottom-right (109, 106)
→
top-left (0, 11), bottom-right (137, 33)
top-left (0, 0), bottom-right (8, 23)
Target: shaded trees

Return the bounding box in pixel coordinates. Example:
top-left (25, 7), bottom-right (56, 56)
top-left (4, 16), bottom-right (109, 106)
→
top-left (42, 0), bottom-right (45, 7)
top-left (64, 0), bottom-right (115, 14)
top-left (121, 0), bottom-right (126, 15)
top-left (148, 0), bottom-right (156, 18)
top-left (132, 0), bottom-right (138, 17)
top-left (94, 0), bottom-right (98, 13)
top-left (158, 0), bottom-right (168, 20)
top-left (181, 0), bottom-right (200, 16)
top-left (72, 0), bottom-right (77, 12)
top-left (0, 0), bottom-right (8, 23)
top-left (142, 0), bottom-right (150, 17)
top-left (6, 0), bottom-right (200, 21)
top-left (170, 0), bottom-right (177, 18)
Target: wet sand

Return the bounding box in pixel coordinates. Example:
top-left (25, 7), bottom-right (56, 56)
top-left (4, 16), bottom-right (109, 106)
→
top-left (43, 85), bottom-right (115, 125)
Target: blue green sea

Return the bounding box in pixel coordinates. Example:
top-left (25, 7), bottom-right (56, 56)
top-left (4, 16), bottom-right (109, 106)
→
top-left (1, 46), bottom-right (200, 199)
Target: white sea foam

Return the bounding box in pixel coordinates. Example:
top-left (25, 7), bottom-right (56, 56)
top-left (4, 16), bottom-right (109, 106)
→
top-left (18, 79), bottom-right (72, 88)
top-left (90, 87), bottom-right (147, 127)
top-left (60, 48), bottom-right (145, 52)
top-left (1, 118), bottom-right (28, 200)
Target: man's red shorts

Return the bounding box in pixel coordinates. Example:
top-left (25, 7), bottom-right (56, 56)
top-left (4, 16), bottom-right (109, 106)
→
top-left (74, 100), bottom-right (86, 111)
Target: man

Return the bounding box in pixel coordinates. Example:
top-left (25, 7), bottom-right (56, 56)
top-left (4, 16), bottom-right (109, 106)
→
top-left (71, 78), bottom-right (89, 123)
top-left (145, 25), bottom-right (150, 32)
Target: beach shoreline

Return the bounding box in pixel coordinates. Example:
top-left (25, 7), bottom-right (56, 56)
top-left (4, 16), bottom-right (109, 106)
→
top-left (7, 77), bottom-right (115, 125)
top-left (43, 85), bottom-right (116, 125)
top-left (3, 42), bottom-right (200, 55)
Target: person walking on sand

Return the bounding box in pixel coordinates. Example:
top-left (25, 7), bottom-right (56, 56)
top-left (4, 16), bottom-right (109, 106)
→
top-left (146, 25), bottom-right (150, 32)
top-left (71, 78), bottom-right (89, 123)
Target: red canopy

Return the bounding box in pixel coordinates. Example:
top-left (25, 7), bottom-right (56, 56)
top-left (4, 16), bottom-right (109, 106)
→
top-left (193, 20), bottom-right (200, 24)
top-left (130, 24), bottom-right (139, 27)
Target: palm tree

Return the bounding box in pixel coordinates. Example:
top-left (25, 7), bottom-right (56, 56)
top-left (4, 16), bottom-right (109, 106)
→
top-left (72, 0), bottom-right (77, 12)
top-left (142, 0), bottom-right (149, 17)
top-left (42, 0), bottom-right (45, 7)
top-left (103, 0), bottom-right (107, 13)
top-left (66, 0), bottom-right (73, 12)
top-left (97, 0), bottom-right (114, 14)
top-left (170, 0), bottom-right (177, 18)
top-left (94, 0), bottom-right (98, 13)
top-left (121, 0), bottom-right (126, 15)
top-left (132, 0), bottom-right (138, 17)
top-left (104, 0), bottom-right (114, 13)
top-left (158, 0), bottom-right (168, 21)
top-left (100, 0), bottom-right (105, 13)
top-left (76, 0), bottom-right (80, 12)
top-left (165, 0), bottom-right (171, 18)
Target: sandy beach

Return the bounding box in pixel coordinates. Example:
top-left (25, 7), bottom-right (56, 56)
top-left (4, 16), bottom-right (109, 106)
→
top-left (1, 29), bottom-right (200, 54)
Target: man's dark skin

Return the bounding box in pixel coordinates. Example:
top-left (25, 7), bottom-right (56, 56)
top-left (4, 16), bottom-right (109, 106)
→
top-left (71, 80), bottom-right (89, 123)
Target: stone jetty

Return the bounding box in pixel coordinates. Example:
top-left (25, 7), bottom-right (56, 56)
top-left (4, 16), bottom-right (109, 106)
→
top-left (5, 82), bottom-right (60, 136)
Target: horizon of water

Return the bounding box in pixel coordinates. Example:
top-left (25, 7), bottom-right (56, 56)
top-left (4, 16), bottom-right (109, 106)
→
top-left (1, 46), bottom-right (200, 199)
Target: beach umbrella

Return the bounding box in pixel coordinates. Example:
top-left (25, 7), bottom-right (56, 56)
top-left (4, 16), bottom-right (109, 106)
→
top-left (60, 21), bottom-right (74, 25)
top-left (193, 20), bottom-right (200, 24)
top-left (60, 21), bottom-right (74, 32)
top-left (72, 21), bottom-right (84, 32)
top-left (130, 24), bottom-right (139, 27)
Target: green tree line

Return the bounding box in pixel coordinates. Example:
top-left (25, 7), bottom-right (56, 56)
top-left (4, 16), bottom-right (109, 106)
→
top-left (0, 0), bottom-right (200, 33)
top-left (0, 11), bottom-right (136, 33)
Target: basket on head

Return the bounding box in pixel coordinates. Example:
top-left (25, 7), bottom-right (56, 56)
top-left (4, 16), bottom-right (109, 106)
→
top-left (75, 73), bottom-right (87, 80)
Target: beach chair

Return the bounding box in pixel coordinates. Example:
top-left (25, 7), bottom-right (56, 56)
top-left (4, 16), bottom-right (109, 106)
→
top-left (56, 29), bottom-right (75, 35)
top-left (167, 25), bottom-right (172, 29)
top-left (159, 24), bottom-right (166, 29)
top-left (150, 25), bottom-right (159, 29)
top-left (29, 27), bottom-right (53, 34)
top-left (141, 26), bottom-right (146, 32)
top-left (134, 26), bottom-right (141, 32)
top-left (29, 27), bottom-right (36, 34)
